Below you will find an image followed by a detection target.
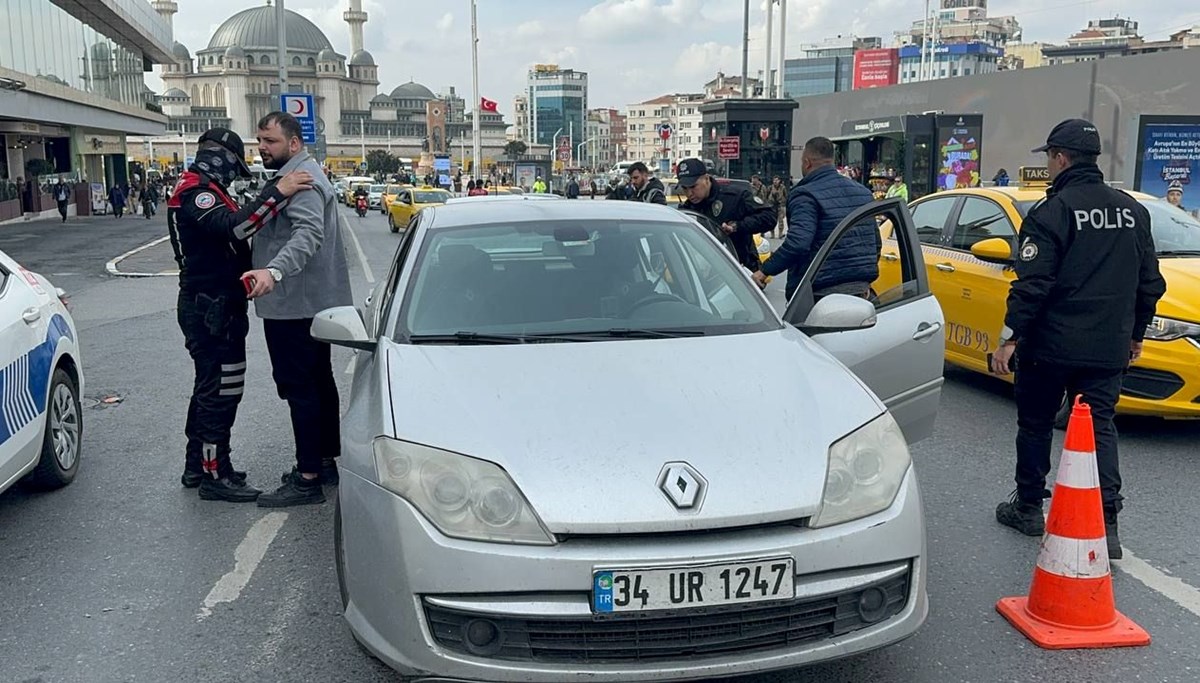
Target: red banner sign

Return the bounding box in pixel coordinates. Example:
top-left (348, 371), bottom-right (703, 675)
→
top-left (853, 48), bottom-right (900, 90)
top-left (717, 136), bottom-right (740, 160)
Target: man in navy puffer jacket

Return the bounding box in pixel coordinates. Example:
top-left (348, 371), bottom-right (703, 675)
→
top-left (754, 137), bottom-right (880, 300)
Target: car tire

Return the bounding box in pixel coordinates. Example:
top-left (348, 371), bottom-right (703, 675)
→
top-left (388, 214), bottom-right (398, 233)
top-left (25, 367), bottom-right (82, 490)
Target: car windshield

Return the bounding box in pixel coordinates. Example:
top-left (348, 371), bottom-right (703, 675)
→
top-left (415, 191), bottom-right (449, 203)
top-left (396, 219), bottom-right (780, 342)
top-left (370, 184), bottom-right (386, 192)
top-left (1140, 198), bottom-right (1200, 254)
top-left (386, 185), bottom-right (403, 194)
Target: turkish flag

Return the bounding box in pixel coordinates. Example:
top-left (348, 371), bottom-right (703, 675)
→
top-left (480, 97), bottom-right (498, 113)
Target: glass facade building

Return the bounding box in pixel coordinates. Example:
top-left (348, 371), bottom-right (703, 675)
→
top-left (782, 56), bottom-right (854, 99)
top-left (0, 0), bottom-right (172, 214)
top-left (527, 67), bottom-right (588, 151)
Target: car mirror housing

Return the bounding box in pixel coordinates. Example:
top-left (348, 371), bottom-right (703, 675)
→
top-left (971, 238), bottom-right (1013, 264)
top-left (311, 306), bottom-right (375, 351)
top-left (799, 294), bottom-right (878, 335)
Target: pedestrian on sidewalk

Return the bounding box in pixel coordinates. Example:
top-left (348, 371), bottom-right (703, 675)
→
top-left (169, 126), bottom-right (315, 502)
top-left (991, 119), bottom-right (1166, 559)
top-left (767, 175), bottom-right (787, 239)
top-left (53, 180), bottom-right (70, 223)
top-left (108, 184), bottom-right (126, 218)
top-left (242, 111), bottom-right (352, 508)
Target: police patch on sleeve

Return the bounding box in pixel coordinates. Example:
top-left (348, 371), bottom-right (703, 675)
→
top-left (753, 196), bottom-right (765, 204)
top-left (194, 192), bottom-right (216, 210)
top-left (1019, 238), bottom-right (1038, 262)
top-left (711, 200), bottom-right (723, 217)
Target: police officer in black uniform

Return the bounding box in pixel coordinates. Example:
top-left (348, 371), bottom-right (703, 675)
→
top-left (991, 119), bottom-right (1166, 558)
top-left (675, 158), bottom-right (777, 270)
top-left (169, 128), bottom-right (314, 502)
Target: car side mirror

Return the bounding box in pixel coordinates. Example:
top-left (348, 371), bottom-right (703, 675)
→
top-left (311, 306), bottom-right (375, 351)
top-left (970, 237), bottom-right (1013, 264)
top-left (799, 294), bottom-right (878, 335)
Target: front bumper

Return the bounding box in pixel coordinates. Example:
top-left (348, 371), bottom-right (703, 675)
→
top-left (339, 467), bottom-right (928, 682)
top-left (1116, 338), bottom-right (1200, 419)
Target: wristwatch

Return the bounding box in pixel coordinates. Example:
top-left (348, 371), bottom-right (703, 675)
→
top-left (267, 267), bottom-right (283, 283)
top-left (999, 326), bottom-right (1017, 345)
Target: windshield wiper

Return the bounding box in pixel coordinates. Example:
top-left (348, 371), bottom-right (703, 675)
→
top-left (550, 328), bottom-right (707, 339)
top-left (1157, 250), bottom-right (1200, 257)
top-left (408, 332), bottom-right (539, 345)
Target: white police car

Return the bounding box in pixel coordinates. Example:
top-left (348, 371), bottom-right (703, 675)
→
top-left (0, 250), bottom-right (83, 495)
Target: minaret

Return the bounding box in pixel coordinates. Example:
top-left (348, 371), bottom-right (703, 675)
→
top-left (344, 0), bottom-right (368, 55)
top-left (151, 0), bottom-right (178, 32)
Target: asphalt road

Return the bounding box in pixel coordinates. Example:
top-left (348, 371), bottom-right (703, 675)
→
top-left (0, 205), bottom-right (1197, 683)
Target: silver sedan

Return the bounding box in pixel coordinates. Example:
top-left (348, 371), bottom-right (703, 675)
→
top-left (314, 198), bottom-right (945, 681)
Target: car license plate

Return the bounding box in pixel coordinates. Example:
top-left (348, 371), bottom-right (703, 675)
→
top-left (592, 558), bottom-right (794, 613)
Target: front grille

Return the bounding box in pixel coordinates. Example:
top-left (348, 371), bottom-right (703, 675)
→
top-left (1121, 368), bottom-right (1185, 401)
top-left (425, 567), bottom-right (910, 663)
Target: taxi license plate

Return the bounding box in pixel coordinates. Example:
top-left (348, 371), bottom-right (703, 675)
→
top-left (592, 558), bottom-right (794, 613)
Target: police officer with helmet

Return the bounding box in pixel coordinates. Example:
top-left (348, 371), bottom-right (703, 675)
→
top-left (169, 127), bottom-right (314, 502)
top-left (675, 158), bottom-right (777, 271)
top-left (991, 119), bottom-right (1166, 558)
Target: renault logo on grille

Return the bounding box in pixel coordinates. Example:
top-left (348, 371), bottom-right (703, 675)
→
top-left (657, 462), bottom-right (707, 511)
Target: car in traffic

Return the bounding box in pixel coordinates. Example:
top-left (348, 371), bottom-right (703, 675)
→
top-left (386, 187), bottom-right (452, 233)
top-left (367, 184), bottom-right (386, 210)
top-left (0, 252), bottom-right (84, 497)
top-left (876, 173), bottom-right (1200, 421)
top-left (379, 183), bottom-right (409, 215)
top-left (314, 197), bottom-right (944, 681)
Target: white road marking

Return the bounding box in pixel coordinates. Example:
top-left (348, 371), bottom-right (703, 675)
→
top-left (197, 512), bottom-right (288, 620)
top-left (106, 235), bottom-right (176, 278)
top-left (1116, 548), bottom-right (1200, 619)
top-left (342, 216), bottom-right (375, 284)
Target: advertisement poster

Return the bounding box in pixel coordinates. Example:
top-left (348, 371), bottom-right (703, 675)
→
top-left (936, 116), bottom-right (982, 190)
top-left (852, 49), bottom-right (900, 90)
top-left (1135, 122), bottom-right (1200, 201)
top-left (514, 163), bottom-right (539, 190)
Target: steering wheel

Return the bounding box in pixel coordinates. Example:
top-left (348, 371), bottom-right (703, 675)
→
top-left (625, 293), bottom-right (688, 316)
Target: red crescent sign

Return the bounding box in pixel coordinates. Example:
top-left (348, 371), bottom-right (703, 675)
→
top-left (288, 98), bottom-right (306, 115)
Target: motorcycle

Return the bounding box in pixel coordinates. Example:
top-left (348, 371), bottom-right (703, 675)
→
top-left (355, 196), bottom-right (368, 218)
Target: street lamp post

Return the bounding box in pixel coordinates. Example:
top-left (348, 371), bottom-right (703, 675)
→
top-left (470, 0), bottom-right (482, 181)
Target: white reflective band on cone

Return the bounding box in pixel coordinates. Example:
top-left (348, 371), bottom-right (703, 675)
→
top-left (1057, 449), bottom-right (1100, 489)
top-left (1037, 533), bottom-right (1110, 579)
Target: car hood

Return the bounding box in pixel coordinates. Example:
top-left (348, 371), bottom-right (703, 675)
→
top-left (1157, 258), bottom-right (1200, 323)
top-left (382, 329), bottom-right (884, 535)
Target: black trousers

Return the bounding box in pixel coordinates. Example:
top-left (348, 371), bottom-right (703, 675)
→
top-left (178, 290), bottom-right (249, 478)
top-left (263, 318), bottom-right (341, 474)
top-left (56, 200), bottom-right (68, 221)
top-left (1013, 357), bottom-right (1123, 513)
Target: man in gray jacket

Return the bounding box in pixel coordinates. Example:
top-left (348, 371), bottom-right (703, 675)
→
top-left (243, 112), bottom-right (353, 507)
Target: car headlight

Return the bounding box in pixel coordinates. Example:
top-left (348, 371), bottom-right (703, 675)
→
top-left (809, 413), bottom-right (911, 529)
top-left (373, 438), bottom-right (554, 545)
top-left (1144, 316), bottom-right (1200, 342)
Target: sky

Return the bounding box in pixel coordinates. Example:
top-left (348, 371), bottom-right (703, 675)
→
top-left (153, 0), bottom-right (1197, 113)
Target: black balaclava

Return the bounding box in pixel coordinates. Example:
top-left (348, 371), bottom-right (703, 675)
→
top-left (192, 146), bottom-right (243, 188)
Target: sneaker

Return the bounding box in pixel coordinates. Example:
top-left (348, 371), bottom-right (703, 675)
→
top-left (182, 469), bottom-right (246, 489)
top-left (1105, 511), bottom-right (1123, 560)
top-left (996, 493), bottom-right (1045, 537)
top-left (279, 458), bottom-right (339, 486)
top-left (198, 476), bottom-right (262, 503)
top-left (258, 471), bottom-right (326, 508)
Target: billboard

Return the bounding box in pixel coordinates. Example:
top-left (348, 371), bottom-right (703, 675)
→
top-left (936, 115), bottom-right (983, 190)
top-left (1134, 117), bottom-right (1200, 200)
top-left (853, 48), bottom-right (899, 90)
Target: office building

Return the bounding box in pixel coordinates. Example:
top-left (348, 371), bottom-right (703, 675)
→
top-left (527, 64), bottom-right (588, 149)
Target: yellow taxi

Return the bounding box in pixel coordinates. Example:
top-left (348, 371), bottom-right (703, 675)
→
top-left (386, 186), bottom-right (452, 233)
top-left (875, 167), bottom-right (1200, 420)
top-left (379, 183), bottom-right (411, 215)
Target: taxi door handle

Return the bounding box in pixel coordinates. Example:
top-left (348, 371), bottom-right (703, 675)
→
top-left (935, 262), bottom-right (956, 273)
top-left (913, 321), bottom-right (942, 341)
top-left (21, 307), bottom-right (41, 324)
top-left (882, 252), bottom-right (899, 262)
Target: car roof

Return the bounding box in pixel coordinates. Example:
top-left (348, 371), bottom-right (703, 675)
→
top-left (920, 185), bottom-right (1157, 203)
top-left (444, 195), bottom-right (562, 205)
top-left (426, 198), bottom-right (687, 229)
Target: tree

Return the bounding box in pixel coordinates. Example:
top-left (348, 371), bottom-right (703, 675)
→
top-left (365, 149), bottom-right (400, 175)
top-left (503, 140), bottom-right (528, 163)
top-left (25, 158), bottom-right (55, 180)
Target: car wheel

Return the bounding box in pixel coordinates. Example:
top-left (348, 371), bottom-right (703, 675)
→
top-left (25, 367), bottom-right (82, 490)
top-left (388, 214), bottom-right (398, 233)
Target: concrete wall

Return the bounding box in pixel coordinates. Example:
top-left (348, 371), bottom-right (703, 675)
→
top-left (790, 49), bottom-right (1200, 188)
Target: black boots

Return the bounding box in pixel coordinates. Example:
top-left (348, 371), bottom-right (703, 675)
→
top-left (198, 476), bottom-right (262, 503)
top-left (258, 471), bottom-right (326, 508)
top-left (996, 494), bottom-right (1046, 537)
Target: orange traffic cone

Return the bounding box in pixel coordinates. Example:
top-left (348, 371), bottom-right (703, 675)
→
top-left (996, 396), bottom-right (1150, 649)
